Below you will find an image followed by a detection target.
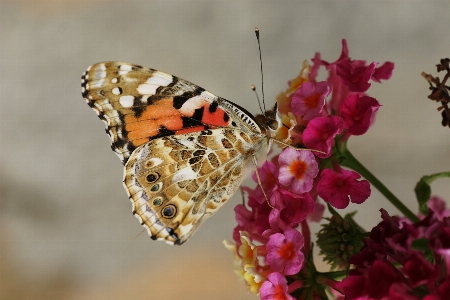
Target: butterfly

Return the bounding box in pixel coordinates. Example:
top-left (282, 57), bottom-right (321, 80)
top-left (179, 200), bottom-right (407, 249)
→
top-left (81, 61), bottom-right (282, 245)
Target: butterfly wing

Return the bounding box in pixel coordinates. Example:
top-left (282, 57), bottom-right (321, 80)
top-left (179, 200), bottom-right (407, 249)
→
top-left (81, 62), bottom-right (270, 244)
top-left (124, 128), bottom-right (259, 245)
top-left (81, 61), bottom-right (261, 164)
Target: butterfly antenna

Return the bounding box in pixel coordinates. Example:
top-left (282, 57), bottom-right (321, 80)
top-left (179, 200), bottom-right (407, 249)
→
top-left (255, 27), bottom-right (267, 113)
top-left (133, 229), bottom-right (146, 239)
top-left (251, 84), bottom-right (264, 114)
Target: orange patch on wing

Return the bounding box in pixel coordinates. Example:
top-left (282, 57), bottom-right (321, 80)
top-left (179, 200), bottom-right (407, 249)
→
top-left (125, 98), bottom-right (184, 143)
top-left (138, 98), bottom-right (179, 120)
top-left (127, 121), bottom-right (160, 141)
top-left (159, 116), bottom-right (184, 131)
top-left (123, 98), bottom-right (231, 147)
top-left (201, 104), bottom-right (229, 127)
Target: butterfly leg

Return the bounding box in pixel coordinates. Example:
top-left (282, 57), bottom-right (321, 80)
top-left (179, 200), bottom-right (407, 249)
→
top-left (270, 138), bottom-right (326, 155)
top-left (239, 186), bottom-right (246, 206)
top-left (251, 155), bottom-right (274, 208)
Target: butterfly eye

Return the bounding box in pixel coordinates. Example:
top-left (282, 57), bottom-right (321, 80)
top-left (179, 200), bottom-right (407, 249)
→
top-left (268, 120), bottom-right (279, 130)
top-left (152, 198), bottom-right (162, 207)
top-left (162, 205), bottom-right (177, 219)
top-left (146, 172), bottom-right (160, 183)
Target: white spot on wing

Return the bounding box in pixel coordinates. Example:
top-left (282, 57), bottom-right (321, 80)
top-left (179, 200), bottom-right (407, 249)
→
top-left (144, 157), bottom-right (163, 167)
top-left (112, 87), bottom-right (121, 95)
top-left (119, 95), bottom-right (134, 107)
top-left (137, 73), bottom-right (172, 95)
top-left (172, 167), bottom-right (197, 182)
top-left (178, 96), bottom-right (209, 115)
top-left (178, 139), bottom-right (196, 148)
top-left (111, 78), bottom-right (118, 83)
top-left (119, 64), bottom-right (132, 75)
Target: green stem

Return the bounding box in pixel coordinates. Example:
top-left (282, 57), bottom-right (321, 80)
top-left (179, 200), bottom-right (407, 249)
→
top-left (339, 148), bottom-right (419, 222)
top-left (318, 270), bottom-right (348, 281)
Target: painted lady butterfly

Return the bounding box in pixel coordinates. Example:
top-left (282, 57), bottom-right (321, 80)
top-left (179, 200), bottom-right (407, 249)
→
top-left (81, 62), bottom-right (282, 245)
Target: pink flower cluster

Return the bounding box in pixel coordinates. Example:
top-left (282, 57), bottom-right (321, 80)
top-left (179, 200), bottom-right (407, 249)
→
top-left (336, 197), bottom-right (450, 299)
top-left (225, 40), bottom-right (394, 299)
top-left (282, 39), bottom-right (391, 209)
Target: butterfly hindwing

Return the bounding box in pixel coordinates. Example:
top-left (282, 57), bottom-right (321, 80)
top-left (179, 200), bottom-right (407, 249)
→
top-left (123, 129), bottom-right (255, 244)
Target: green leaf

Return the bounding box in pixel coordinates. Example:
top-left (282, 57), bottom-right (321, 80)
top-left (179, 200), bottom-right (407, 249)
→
top-left (411, 238), bottom-right (435, 263)
top-left (415, 172), bottom-right (450, 215)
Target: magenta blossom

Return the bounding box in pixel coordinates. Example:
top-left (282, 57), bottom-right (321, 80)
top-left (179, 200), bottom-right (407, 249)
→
top-left (340, 94), bottom-right (381, 136)
top-left (403, 252), bottom-right (439, 287)
top-left (337, 260), bottom-right (405, 299)
top-left (260, 272), bottom-right (295, 300)
top-left (303, 115), bottom-right (345, 158)
top-left (266, 229), bottom-right (305, 275)
top-left (251, 160), bottom-right (280, 203)
top-left (337, 207), bottom-right (450, 299)
top-left (309, 39), bottom-right (393, 113)
top-left (336, 60), bottom-right (377, 93)
top-left (291, 81), bottom-right (330, 120)
top-left (308, 200), bottom-right (326, 223)
top-left (428, 196), bottom-right (450, 220)
top-left (269, 189), bottom-right (314, 231)
top-left (317, 167), bottom-right (371, 209)
top-left (372, 61), bottom-right (395, 83)
top-left (278, 148), bottom-right (319, 194)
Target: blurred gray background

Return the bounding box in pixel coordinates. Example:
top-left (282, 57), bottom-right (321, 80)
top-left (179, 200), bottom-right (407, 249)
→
top-left (1, 1), bottom-right (449, 299)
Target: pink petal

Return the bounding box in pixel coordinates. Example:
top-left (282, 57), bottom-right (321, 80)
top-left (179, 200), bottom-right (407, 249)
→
top-left (372, 61), bottom-right (394, 83)
top-left (291, 81), bottom-right (330, 120)
top-left (260, 272), bottom-right (294, 300)
top-left (340, 95), bottom-right (381, 136)
top-left (317, 168), bottom-right (371, 209)
top-left (303, 115), bottom-right (345, 158)
top-left (277, 148), bottom-right (318, 194)
top-left (336, 61), bottom-right (377, 93)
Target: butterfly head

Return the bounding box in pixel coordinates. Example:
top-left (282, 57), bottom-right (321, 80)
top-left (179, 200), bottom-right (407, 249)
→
top-left (255, 103), bottom-right (282, 138)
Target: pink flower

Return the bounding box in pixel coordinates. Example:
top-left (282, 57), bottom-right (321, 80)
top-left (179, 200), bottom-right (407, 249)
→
top-left (234, 204), bottom-right (253, 229)
top-left (278, 148), bottom-right (319, 194)
top-left (428, 196), bottom-right (450, 220)
top-left (251, 160), bottom-right (280, 203)
top-left (303, 115), bottom-right (345, 158)
top-left (337, 260), bottom-right (404, 299)
top-left (260, 272), bottom-right (294, 300)
top-left (336, 60), bottom-right (377, 93)
top-left (338, 206), bottom-right (450, 300)
top-left (371, 61), bottom-right (395, 83)
top-left (266, 229), bottom-right (305, 275)
top-left (291, 81), bottom-right (330, 120)
top-left (317, 168), bottom-right (370, 209)
top-left (403, 252), bottom-right (439, 287)
top-left (340, 95), bottom-right (381, 136)
top-left (254, 160), bottom-right (279, 190)
top-left (388, 283), bottom-right (420, 300)
top-left (269, 189), bottom-right (314, 230)
top-left (423, 276), bottom-right (450, 300)
top-left (308, 200), bottom-right (325, 223)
